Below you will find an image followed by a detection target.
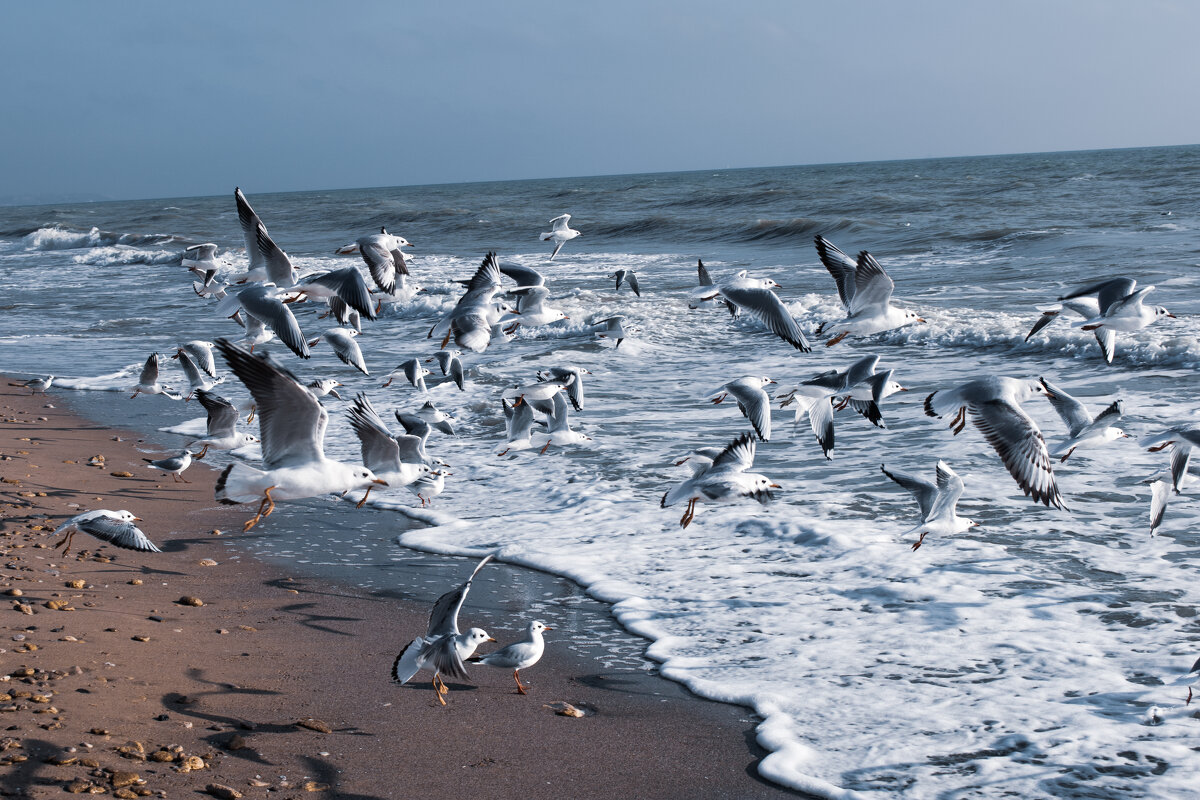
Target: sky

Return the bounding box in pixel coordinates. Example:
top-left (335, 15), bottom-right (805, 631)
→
top-left (2, 0), bottom-right (1198, 203)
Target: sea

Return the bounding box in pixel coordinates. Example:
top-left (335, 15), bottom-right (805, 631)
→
top-left (1, 145), bottom-right (1199, 798)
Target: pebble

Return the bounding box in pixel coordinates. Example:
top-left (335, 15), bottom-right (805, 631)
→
top-left (131, 636), bottom-right (150, 643)
top-left (110, 471), bottom-right (134, 478)
top-left (295, 718), bottom-right (332, 734)
top-left (111, 771), bottom-right (141, 788)
top-left (177, 754), bottom-right (206, 772)
top-left (205, 784), bottom-right (242, 800)
top-left (198, 559), bottom-right (218, 567)
top-left (5, 588), bottom-right (22, 597)
top-left (301, 782), bottom-right (330, 792)
top-left (128, 579), bottom-right (143, 586)
top-left (177, 596), bottom-right (203, 607)
top-left (66, 579), bottom-right (86, 589)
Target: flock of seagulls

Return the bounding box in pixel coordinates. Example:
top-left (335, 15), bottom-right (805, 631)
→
top-left (27, 186), bottom-right (1190, 705)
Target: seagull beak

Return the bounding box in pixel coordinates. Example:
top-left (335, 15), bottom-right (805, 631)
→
top-left (542, 626), bottom-right (554, 631)
top-left (769, 483), bottom-right (782, 488)
top-left (488, 637), bottom-right (497, 643)
top-left (897, 386), bottom-right (909, 392)
top-left (917, 317), bottom-right (927, 323)
top-left (132, 517), bottom-right (143, 522)
top-left (372, 479), bottom-right (388, 486)
top-left (1168, 312), bottom-right (1177, 318)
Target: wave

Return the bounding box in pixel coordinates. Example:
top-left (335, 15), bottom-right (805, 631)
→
top-left (72, 245), bottom-right (182, 267)
top-left (733, 217), bottom-right (880, 244)
top-left (22, 226), bottom-right (180, 251)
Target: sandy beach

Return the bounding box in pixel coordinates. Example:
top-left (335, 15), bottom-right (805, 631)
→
top-left (0, 380), bottom-right (801, 799)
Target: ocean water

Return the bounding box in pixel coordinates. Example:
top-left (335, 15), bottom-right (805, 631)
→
top-left (2, 145), bottom-right (1199, 798)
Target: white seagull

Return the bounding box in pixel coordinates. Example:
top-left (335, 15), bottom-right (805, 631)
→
top-left (393, 554), bottom-right (496, 705)
top-left (143, 449), bottom-right (202, 483)
top-left (351, 228), bottom-right (412, 295)
top-left (129, 353), bottom-right (180, 400)
top-left (189, 390), bottom-right (259, 455)
top-left (173, 340), bottom-right (218, 378)
top-left (426, 349), bottom-right (465, 391)
top-left (881, 460), bottom-right (976, 550)
top-left (347, 394), bottom-right (431, 492)
top-left (51, 510), bottom-right (158, 556)
top-left (1140, 426), bottom-right (1200, 494)
top-left (661, 433), bottom-right (780, 528)
top-left (175, 347), bottom-right (224, 400)
top-left (497, 399), bottom-right (537, 456)
top-left (613, 269), bottom-right (641, 297)
top-left (706, 376), bottom-right (775, 441)
top-left (306, 378), bottom-right (343, 400)
top-left (309, 327), bottom-right (369, 375)
top-left (18, 375), bottom-right (53, 395)
top-left (428, 252), bottom-right (514, 353)
top-left (1038, 378), bottom-right (1127, 462)
top-left (530, 391), bottom-right (592, 454)
top-left (231, 188), bottom-right (297, 287)
top-left (540, 214), bottom-right (580, 260)
top-left (382, 358), bottom-right (429, 392)
top-left (469, 620), bottom-right (551, 695)
top-left (213, 339), bottom-right (387, 531)
top-left (500, 286), bottom-right (568, 329)
top-left (696, 271), bottom-right (811, 352)
top-left (924, 376), bottom-right (1065, 509)
top-left (814, 236), bottom-right (924, 345)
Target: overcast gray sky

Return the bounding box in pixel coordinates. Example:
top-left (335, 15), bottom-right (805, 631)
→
top-left (2, 0), bottom-right (1197, 203)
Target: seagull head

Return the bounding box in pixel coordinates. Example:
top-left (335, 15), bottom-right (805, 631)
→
top-left (1155, 306), bottom-right (1176, 319)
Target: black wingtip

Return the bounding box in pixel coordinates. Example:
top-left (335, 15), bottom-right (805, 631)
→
top-left (923, 392), bottom-right (937, 418)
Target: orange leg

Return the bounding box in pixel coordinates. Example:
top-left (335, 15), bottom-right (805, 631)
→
top-left (540, 441), bottom-right (551, 455)
top-left (911, 532), bottom-right (928, 551)
top-left (356, 485), bottom-right (373, 509)
top-left (513, 669), bottom-right (529, 695)
top-left (825, 331), bottom-right (849, 347)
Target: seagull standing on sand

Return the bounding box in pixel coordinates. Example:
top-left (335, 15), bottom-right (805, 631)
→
top-left (51, 510), bottom-right (158, 556)
top-left (18, 375), bottom-right (53, 395)
top-left (393, 554), bottom-right (496, 705)
top-left (814, 236), bottom-right (924, 345)
top-left (470, 620), bottom-right (551, 695)
top-left (881, 461), bottom-right (976, 550)
top-left (540, 214), bottom-right (580, 260)
top-left (143, 449), bottom-right (202, 483)
top-left (706, 376), bottom-right (774, 442)
top-left (1038, 378), bottom-right (1127, 462)
top-left (661, 433), bottom-right (780, 528)
top-left (213, 339), bottom-right (387, 531)
top-left (924, 376), bottom-right (1065, 509)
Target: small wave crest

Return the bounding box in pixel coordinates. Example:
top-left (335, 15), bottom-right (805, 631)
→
top-left (72, 246), bottom-right (181, 267)
top-left (22, 226), bottom-right (179, 251)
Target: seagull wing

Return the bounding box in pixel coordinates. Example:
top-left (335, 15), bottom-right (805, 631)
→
top-left (325, 330), bottom-right (369, 375)
top-left (697, 259), bottom-right (715, 287)
top-left (427, 554), bottom-right (494, 639)
top-left (347, 394), bottom-right (401, 474)
top-left (551, 214), bottom-right (571, 231)
top-left (196, 390), bottom-right (239, 438)
top-left (357, 237), bottom-right (397, 294)
top-left (254, 224), bottom-right (296, 287)
top-left (309, 268), bottom-right (376, 321)
top-left (718, 286), bottom-right (811, 352)
top-left (1038, 378), bottom-right (1093, 437)
top-left (216, 339), bottom-right (326, 470)
top-left (628, 272), bottom-right (641, 297)
top-left (139, 353), bottom-right (159, 386)
top-left (848, 251), bottom-right (895, 315)
top-left (815, 235), bottom-right (857, 308)
top-left (1150, 479), bottom-right (1171, 535)
top-left (498, 262), bottom-right (545, 287)
top-left (235, 188), bottom-right (266, 271)
top-left (726, 381), bottom-right (771, 442)
top-left (1059, 278), bottom-right (1136, 314)
top-left (708, 432), bottom-right (756, 473)
top-left (880, 464), bottom-right (938, 519)
top-left (236, 285), bottom-right (310, 359)
top-left (928, 460), bottom-right (965, 520)
top-left (970, 399), bottom-right (1065, 509)
top-left (77, 516), bottom-right (160, 553)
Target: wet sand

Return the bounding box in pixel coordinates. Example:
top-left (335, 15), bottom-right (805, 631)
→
top-left (0, 380), bottom-right (804, 799)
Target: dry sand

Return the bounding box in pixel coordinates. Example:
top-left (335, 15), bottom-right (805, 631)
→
top-left (0, 381), bottom-right (803, 799)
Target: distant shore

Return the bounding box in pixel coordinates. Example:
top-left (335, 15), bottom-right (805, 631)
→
top-left (0, 379), bottom-right (800, 799)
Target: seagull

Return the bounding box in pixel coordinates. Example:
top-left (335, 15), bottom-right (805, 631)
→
top-left (687, 259), bottom-right (725, 311)
top-left (777, 356), bottom-right (887, 458)
top-left (1024, 297), bottom-right (1112, 357)
top-left (592, 315), bottom-right (632, 348)
top-left (536, 366), bottom-right (587, 411)
top-left (18, 375), bottom-right (53, 395)
top-left (660, 433), bottom-right (780, 528)
top-left (181, 243), bottom-right (220, 270)
top-left (309, 327), bottom-right (368, 375)
top-left (613, 269), bottom-right (641, 297)
top-left (500, 286), bottom-right (567, 329)
top-left (1038, 378), bottom-right (1127, 462)
top-left (393, 411), bottom-right (443, 468)
top-left (213, 339), bottom-right (387, 531)
top-left (306, 379), bottom-right (343, 400)
top-left (217, 283), bottom-right (310, 359)
top-left (530, 391), bottom-right (592, 454)
top-left (352, 228), bottom-right (411, 295)
top-left (881, 460), bottom-right (976, 550)
top-left (1150, 478), bottom-right (1171, 535)
top-left (129, 353), bottom-right (180, 400)
top-left (924, 376), bottom-right (1065, 509)
top-left (173, 340), bottom-right (218, 378)
top-left (497, 399), bottom-right (538, 456)
top-left (540, 214), bottom-right (580, 260)
top-left (1140, 426), bottom-right (1200, 494)
top-left (233, 313), bottom-right (275, 352)
top-left (188, 390), bottom-right (259, 455)
top-left (814, 236), bottom-right (924, 345)
top-left (382, 358), bottom-right (429, 391)
top-left (292, 268), bottom-right (378, 322)
top-left (696, 271), bottom-right (811, 352)
top-left (706, 376), bottom-right (774, 442)
top-left (143, 449), bottom-right (202, 483)
top-left (469, 620), bottom-right (551, 695)
top-left (1048, 278), bottom-right (1173, 363)
top-left (174, 348), bottom-right (224, 400)
top-left (428, 252), bottom-right (514, 353)
top-left (501, 380), bottom-right (567, 408)
top-left (408, 468), bottom-right (449, 507)
top-left (231, 188), bottom-right (296, 287)
top-left (51, 510), bottom-right (158, 556)
top-left (426, 349), bottom-right (465, 391)
top-left (320, 297), bottom-right (362, 332)
top-left (416, 401), bottom-right (455, 435)
top-left (192, 269), bottom-right (228, 300)
top-left (393, 554), bottom-right (495, 705)
top-left (347, 394), bottom-right (431, 493)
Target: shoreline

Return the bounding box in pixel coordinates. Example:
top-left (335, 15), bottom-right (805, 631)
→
top-left (0, 380), bottom-right (804, 799)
